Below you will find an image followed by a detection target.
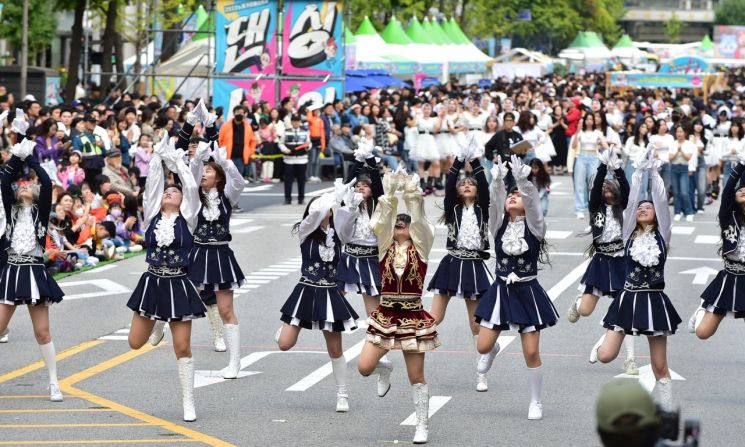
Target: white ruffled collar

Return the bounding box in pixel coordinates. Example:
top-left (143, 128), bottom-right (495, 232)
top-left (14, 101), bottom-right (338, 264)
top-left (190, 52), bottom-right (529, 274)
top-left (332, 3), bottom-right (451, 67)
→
top-left (201, 188), bottom-right (221, 221)
top-left (502, 216), bottom-right (528, 256)
top-left (629, 228), bottom-right (661, 267)
top-left (318, 226), bottom-right (336, 262)
top-left (154, 212), bottom-right (179, 247)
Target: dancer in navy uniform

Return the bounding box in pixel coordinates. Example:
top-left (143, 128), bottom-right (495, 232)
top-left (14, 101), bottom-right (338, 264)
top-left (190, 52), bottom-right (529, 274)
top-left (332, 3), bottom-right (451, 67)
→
top-left (126, 137), bottom-right (206, 422)
top-left (688, 152), bottom-right (745, 338)
top-left (474, 155), bottom-right (559, 420)
top-left (591, 148), bottom-right (681, 411)
top-left (149, 100), bottom-right (228, 353)
top-left (567, 149), bottom-right (638, 375)
top-left (428, 138), bottom-right (495, 392)
top-left (334, 139), bottom-right (383, 316)
top-left (0, 111), bottom-right (65, 402)
top-left (187, 105), bottom-right (247, 379)
top-left (0, 108), bottom-right (18, 345)
top-left (357, 169), bottom-right (439, 444)
top-left (276, 192), bottom-right (360, 412)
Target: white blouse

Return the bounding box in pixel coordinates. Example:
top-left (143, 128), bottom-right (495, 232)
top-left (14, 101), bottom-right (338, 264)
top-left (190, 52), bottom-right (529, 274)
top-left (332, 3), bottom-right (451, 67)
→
top-left (629, 230), bottom-right (661, 267)
top-left (577, 130), bottom-right (604, 152)
top-left (649, 134), bottom-right (675, 163)
top-left (10, 206), bottom-right (41, 256)
top-left (318, 227), bottom-right (336, 262)
top-left (501, 217), bottom-right (529, 256)
top-left (727, 229), bottom-right (745, 262)
top-left (350, 205), bottom-right (376, 246)
top-left (598, 205), bottom-right (623, 245)
top-left (154, 213), bottom-right (178, 247)
top-left (456, 206), bottom-right (482, 250)
top-left (201, 188), bottom-right (221, 221)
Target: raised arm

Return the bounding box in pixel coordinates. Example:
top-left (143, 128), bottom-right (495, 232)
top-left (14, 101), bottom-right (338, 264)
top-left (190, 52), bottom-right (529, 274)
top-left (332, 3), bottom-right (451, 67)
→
top-left (650, 165), bottom-right (671, 245)
top-left (26, 157), bottom-right (53, 229)
top-left (297, 193), bottom-right (337, 245)
top-left (444, 157), bottom-right (464, 212)
top-left (213, 145), bottom-right (247, 206)
top-left (719, 161), bottom-right (745, 228)
top-left (173, 156), bottom-right (200, 232)
top-left (616, 165), bottom-right (630, 209)
top-left (471, 158), bottom-right (489, 212)
top-left (143, 154), bottom-right (164, 229)
top-left (588, 163), bottom-right (607, 214)
top-left (488, 159), bottom-right (508, 238)
top-left (403, 183), bottom-right (434, 261)
top-left (0, 155), bottom-right (25, 221)
top-left (512, 155), bottom-right (546, 240)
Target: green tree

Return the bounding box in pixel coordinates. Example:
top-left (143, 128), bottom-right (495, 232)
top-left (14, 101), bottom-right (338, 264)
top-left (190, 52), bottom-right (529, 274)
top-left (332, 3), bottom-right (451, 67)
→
top-left (715, 0), bottom-right (745, 25)
top-left (0, 0), bottom-right (57, 64)
top-left (665, 12), bottom-right (683, 44)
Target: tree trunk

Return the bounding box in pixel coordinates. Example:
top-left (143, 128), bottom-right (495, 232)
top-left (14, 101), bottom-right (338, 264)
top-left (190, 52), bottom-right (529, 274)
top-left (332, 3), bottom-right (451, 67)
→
top-left (460, 0), bottom-right (469, 28)
top-left (114, 32), bottom-right (125, 86)
top-left (100, 0), bottom-right (118, 93)
top-left (64, 0), bottom-right (85, 103)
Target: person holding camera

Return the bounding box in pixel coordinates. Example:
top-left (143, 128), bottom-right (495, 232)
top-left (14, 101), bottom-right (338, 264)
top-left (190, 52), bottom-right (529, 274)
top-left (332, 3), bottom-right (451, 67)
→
top-left (596, 380), bottom-right (661, 447)
top-left (591, 148), bottom-right (682, 412)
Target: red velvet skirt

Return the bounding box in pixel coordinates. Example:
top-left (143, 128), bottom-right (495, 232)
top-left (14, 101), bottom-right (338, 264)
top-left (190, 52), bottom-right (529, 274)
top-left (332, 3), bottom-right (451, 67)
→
top-left (366, 297), bottom-right (441, 352)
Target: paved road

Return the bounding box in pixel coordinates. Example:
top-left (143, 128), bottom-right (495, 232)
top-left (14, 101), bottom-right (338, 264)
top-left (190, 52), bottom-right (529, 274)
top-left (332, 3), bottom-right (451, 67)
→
top-left (0, 176), bottom-right (738, 446)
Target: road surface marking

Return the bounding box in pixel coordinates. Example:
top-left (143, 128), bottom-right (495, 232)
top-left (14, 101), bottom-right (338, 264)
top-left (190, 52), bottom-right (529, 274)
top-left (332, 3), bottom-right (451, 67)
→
top-left (0, 423), bottom-right (152, 428)
top-left (285, 339), bottom-right (366, 392)
top-left (615, 364), bottom-right (685, 392)
top-left (0, 340), bottom-right (102, 384)
top-left (0, 440), bottom-right (199, 445)
top-left (195, 351), bottom-right (326, 389)
top-left (694, 235), bottom-right (720, 244)
top-left (0, 408), bottom-right (115, 414)
top-left (545, 230), bottom-right (572, 239)
top-left (60, 279), bottom-right (131, 301)
top-left (672, 226), bottom-right (695, 235)
top-left (82, 264), bottom-right (118, 274)
top-left (400, 396), bottom-right (452, 425)
top-left (231, 225), bottom-right (265, 234)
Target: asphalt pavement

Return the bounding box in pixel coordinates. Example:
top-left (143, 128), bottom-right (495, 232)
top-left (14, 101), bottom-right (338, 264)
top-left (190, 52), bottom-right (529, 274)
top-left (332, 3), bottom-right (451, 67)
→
top-left (0, 175), bottom-right (741, 447)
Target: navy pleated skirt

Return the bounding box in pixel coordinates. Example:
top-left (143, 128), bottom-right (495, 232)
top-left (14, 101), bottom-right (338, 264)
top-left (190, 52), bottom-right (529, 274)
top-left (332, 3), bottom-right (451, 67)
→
top-left (0, 257), bottom-right (64, 306)
top-left (580, 253), bottom-right (626, 297)
top-left (336, 252), bottom-right (381, 296)
top-left (200, 290), bottom-right (217, 306)
top-left (474, 278), bottom-right (559, 333)
top-left (428, 254), bottom-right (493, 299)
top-left (701, 269), bottom-right (745, 318)
top-left (127, 267), bottom-right (207, 321)
top-left (188, 243), bottom-right (247, 291)
top-left (280, 279), bottom-right (360, 332)
top-left (602, 289), bottom-right (682, 336)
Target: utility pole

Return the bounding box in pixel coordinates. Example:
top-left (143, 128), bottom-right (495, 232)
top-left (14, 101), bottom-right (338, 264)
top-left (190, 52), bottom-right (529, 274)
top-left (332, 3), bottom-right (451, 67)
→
top-left (20, 0), bottom-right (28, 99)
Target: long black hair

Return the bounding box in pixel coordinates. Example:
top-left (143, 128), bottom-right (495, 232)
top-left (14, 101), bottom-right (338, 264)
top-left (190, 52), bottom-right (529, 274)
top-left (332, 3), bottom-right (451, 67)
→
top-left (528, 159), bottom-right (551, 189)
top-left (438, 176), bottom-right (479, 224)
top-left (291, 196), bottom-right (335, 245)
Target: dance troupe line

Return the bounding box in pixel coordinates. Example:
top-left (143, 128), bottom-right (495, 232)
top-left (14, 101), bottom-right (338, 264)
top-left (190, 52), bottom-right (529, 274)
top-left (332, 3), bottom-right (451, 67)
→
top-left (1, 105), bottom-right (745, 445)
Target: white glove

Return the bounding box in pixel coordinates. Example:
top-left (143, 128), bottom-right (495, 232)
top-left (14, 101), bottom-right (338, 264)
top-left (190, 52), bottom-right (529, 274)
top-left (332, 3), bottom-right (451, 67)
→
top-left (462, 134), bottom-right (479, 161)
top-left (154, 135), bottom-right (172, 156)
top-left (186, 111), bottom-right (199, 126)
top-left (382, 172), bottom-right (400, 197)
top-left (354, 138), bottom-right (374, 162)
top-left (310, 192), bottom-right (336, 214)
top-left (491, 155), bottom-right (509, 181)
top-left (333, 177), bottom-right (356, 204)
top-left (280, 146), bottom-right (291, 155)
top-left (213, 146), bottom-right (228, 163)
top-left (599, 149), bottom-right (622, 170)
top-left (403, 173), bottom-right (421, 194)
top-left (10, 138), bottom-right (34, 160)
top-left (634, 147), bottom-right (654, 171)
top-left (0, 109), bottom-right (8, 127)
top-left (202, 101), bottom-right (217, 128)
top-left (452, 141), bottom-right (465, 162)
top-left (509, 154), bottom-right (530, 181)
top-left (11, 108), bottom-right (28, 135)
top-left (345, 188), bottom-right (364, 208)
top-left (652, 159), bottom-right (663, 172)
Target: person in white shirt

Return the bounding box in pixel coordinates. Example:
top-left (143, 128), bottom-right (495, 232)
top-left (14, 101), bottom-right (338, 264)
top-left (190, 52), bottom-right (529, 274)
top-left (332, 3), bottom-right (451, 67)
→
top-left (623, 122), bottom-right (650, 199)
top-left (568, 114), bottom-right (608, 219)
top-left (722, 120), bottom-right (744, 181)
top-left (689, 119), bottom-right (709, 213)
top-left (605, 100), bottom-right (624, 133)
top-left (649, 119), bottom-right (675, 193)
top-left (517, 111), bottom-right (546, 165)
top-left (669, 125), bottom-right (696, 221)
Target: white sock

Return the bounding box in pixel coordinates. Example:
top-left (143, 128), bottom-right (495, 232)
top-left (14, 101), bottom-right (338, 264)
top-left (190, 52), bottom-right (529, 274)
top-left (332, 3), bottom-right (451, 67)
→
top-left (575, 296), bottom-right (582, 310)
top-left (331, 355), bottom-right (347, 389)
top-left (473, 335), bottom-right (479, 352)
top-left (38, 342), bottom-right (58, 385)
top-left (527, 365), bottom-right (543, 403)
top-left (624, 336), bottom-right (635, 360)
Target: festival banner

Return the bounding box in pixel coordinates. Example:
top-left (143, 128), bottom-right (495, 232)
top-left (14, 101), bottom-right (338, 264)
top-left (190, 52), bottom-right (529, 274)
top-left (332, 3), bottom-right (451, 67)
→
top-left (281, 1), bottom-right (343, 77)
top-left (658, 56), bottom-right (710, 74)
top-left (280, 80), bottom-right (342, 109)
top-left (610, 72), bottom-right (705, 89)
top-left (714, 25), bottom-right (745, 59)
top-left (213, 78), bottom-right (277, 119)
top-left (215, 0), bottom-right (278, 76)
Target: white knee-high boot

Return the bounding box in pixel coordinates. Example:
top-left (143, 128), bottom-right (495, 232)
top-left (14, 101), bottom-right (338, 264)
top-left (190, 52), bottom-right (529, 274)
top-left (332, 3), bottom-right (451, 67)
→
top-left (331, 355), bottom-right (348, 412)
top-left (412, 383), bottom-right (429, 444)
top-left (527, 366), bottom-right (543, 420)
top-left (623, 337), bottom-right (639, 375)
top-left (474, 335), bottom-right (488, 392)
top-left (177, 357), bottom-right (196, 421)
top-left (656, 378), bottom-right (674, 412)
top-left (39, 342), bottom-right (62, 402)
top-left (149, 321), bottom-right (166, 346)
top-left (222, 324), bottom-right (241, 379)
top-left (206, 305), bottom-right (226, 352)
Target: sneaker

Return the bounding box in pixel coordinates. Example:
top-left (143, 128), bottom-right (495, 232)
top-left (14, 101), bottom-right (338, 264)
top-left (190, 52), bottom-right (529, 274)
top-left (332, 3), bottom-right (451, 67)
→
top-left (233, 205), bottom-right (244, 213)
top-left (128, 245), bottom-right (143, 253)
top-left (308, 176), bottom-right (321, 184)
top-left (476, 373), bottom-right (488, 392)
top-left (477, 342), bottom-right (501, 374)
top-left (0, 328), bottom-right (8, 343)
top-left (528, 401), bottom-right (543, 420)
top-left (696, 209), bottom-right (705, 214)
top-left (284, 200), bottom-right (292, 205)
top-left (687, 307), bottom-right (705, 334)
top-left (274, 326), bottom-right (282, 344)
top-left (336, 387), bottom-right (349, 412)
top-left (271, 178), bottom-right (280, 184)
top-left (576, 212), bottom-right (584, 219)
top-left (685, 215), bottom-right (694, 222)
top-left (589, 335), bottom-right (604, 364)
top-left (674, 214), bottom-right (682, 222)
top-left (115, 246), bottom-right (128, 254)
top-left (623, 358), bottom-right (639, 375)
top-left (49, 383), bottom-right (63, 402)
top-left (566, 295), bottom-right (581, 323)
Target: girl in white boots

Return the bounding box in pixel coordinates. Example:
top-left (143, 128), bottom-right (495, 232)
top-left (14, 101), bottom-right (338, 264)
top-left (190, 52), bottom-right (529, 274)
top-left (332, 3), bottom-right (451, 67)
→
top-left (126, 137), bottom-right (207, 421)
top-left (0, 113), bottom-right (65, 402)
top-left (591, 148), bottom-right (682, 411)
top-left (277, 192), bottom-right (360, 412)
top-left (358, 169), bottom-right (440, 444)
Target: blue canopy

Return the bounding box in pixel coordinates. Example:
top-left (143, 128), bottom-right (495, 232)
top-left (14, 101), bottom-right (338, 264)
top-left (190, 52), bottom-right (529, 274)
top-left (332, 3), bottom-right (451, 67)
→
top-left (345, 69), bottom-right (408, 91)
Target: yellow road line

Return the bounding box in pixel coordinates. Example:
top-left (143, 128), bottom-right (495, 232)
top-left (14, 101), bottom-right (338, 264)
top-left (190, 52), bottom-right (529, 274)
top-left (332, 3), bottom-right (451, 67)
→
top-left (0, 340), bottom-right (103, 384)
top-left (0, 409), bottom-right (114, 414)
top-left (60, 344), bottom-right (236, 447)
top-left (0, 423), bottom-right (152, 428)
top-left (0, 439), bottom-right (199, 445)
top-left (0, 395), bottom-right (82, 399)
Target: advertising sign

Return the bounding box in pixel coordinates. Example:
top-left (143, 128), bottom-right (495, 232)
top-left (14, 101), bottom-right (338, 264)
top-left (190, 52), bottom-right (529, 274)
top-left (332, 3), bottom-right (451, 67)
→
top-left (280, 80), bottom-right (342, 109)
top-left (215, 0), bottom-right (278, 75)
top-left (213, 78), bottom-right (277, 119)
top-left (714, 25), bottom-right (745, 59)
top-left (610, 72), bottom-right (704, 89)
top-left (281, 1), bottom-right (343, 76)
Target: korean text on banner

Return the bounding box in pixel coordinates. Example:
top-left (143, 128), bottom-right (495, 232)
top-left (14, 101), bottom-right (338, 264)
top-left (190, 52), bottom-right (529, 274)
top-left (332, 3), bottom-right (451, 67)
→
top-left (215, 0), bottom-right (278, 75)
top-left (281, 1), bottom-right (344, 77)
